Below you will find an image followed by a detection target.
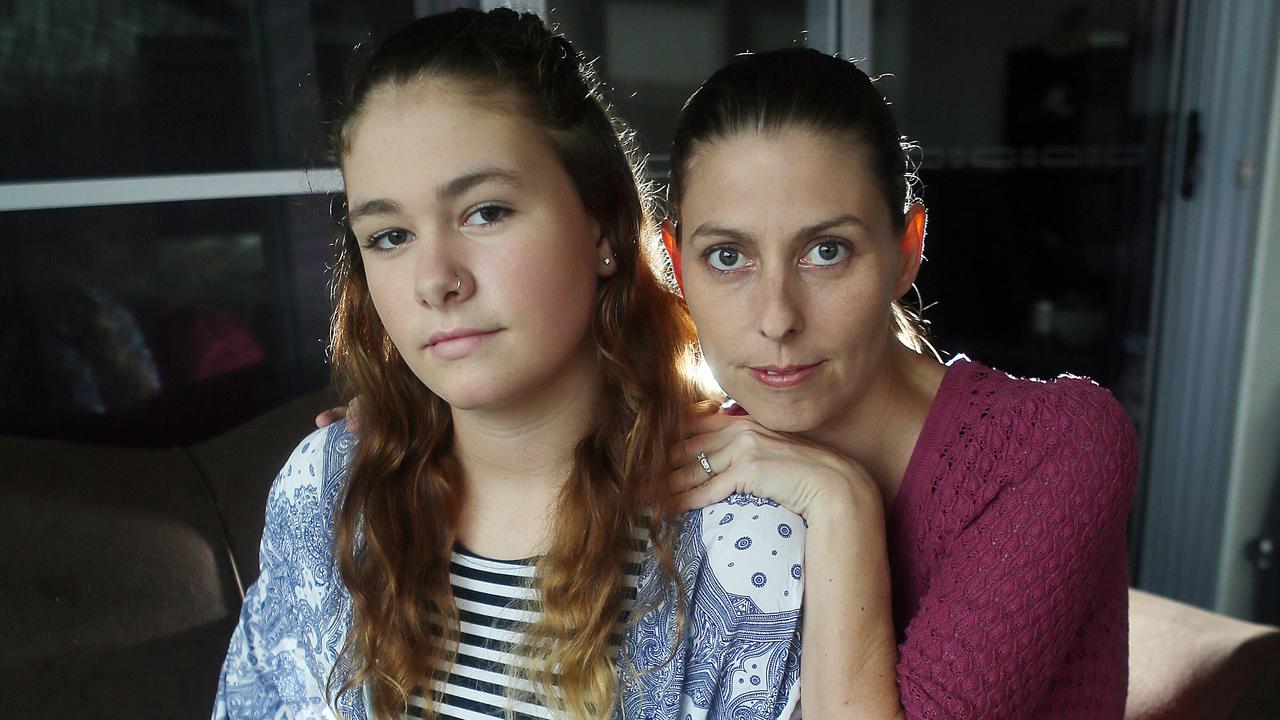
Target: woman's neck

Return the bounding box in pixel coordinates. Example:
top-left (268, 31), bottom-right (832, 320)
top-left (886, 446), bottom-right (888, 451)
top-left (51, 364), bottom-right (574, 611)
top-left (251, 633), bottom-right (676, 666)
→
top-left (806, 339), bottom-right (946, 508)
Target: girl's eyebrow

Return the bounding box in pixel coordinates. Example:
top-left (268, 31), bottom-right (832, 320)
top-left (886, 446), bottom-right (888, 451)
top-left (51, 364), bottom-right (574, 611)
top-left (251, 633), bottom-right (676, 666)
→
top-left (349, 197), bottom-right (401, 222)
top-left (348, 167), bottom-right (523, 222)
top-left (437, 166), bottom-right (522, 202)
top-left (688, 213), bottom-right (865, 247)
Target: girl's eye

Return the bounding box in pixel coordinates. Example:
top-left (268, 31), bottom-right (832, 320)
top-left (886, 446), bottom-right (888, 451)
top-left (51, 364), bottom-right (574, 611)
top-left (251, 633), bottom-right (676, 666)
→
top-left (367, 229), bottom-right (411, 251)
top-left (463, 204), bottom-right (510, 227)
top-left (803, 241), bottom-right (849, 266)
top-left (707, 247), bottom-right (747, 272)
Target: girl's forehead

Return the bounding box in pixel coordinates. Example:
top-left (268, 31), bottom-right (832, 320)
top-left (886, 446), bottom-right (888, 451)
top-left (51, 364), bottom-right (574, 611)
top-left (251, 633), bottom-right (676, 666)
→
top-left (347, 80), bottom-right (526, 145)
top-left (345, 91), bottom-right (537, 168)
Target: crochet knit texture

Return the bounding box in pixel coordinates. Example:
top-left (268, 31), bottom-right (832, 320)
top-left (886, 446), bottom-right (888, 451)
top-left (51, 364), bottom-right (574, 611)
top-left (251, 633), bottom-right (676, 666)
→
top-left (888, 358), bottom-right (1139, 720)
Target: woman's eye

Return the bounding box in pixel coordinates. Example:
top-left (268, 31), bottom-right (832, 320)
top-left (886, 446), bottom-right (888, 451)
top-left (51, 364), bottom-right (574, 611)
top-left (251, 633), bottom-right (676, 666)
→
top-left (367, 229), bottom-right (411, 251)
top-left (707, 247), bottom-right (747, 272)
top-left (463, 204), bottom-right (510, 227)
top-left (804, 241), bottom-right (849, 266)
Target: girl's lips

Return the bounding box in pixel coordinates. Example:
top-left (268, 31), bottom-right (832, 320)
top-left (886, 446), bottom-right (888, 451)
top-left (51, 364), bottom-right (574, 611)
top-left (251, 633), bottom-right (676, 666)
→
top-left (746, 362), bottom-right (824, 389)
top-left (427, 329), bottom-right (501, 360)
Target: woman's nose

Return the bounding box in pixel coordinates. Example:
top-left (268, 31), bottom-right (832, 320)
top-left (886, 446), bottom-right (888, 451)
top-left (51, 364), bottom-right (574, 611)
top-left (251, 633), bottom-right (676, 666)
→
top-left (756, 270), bottom-right (803, 341)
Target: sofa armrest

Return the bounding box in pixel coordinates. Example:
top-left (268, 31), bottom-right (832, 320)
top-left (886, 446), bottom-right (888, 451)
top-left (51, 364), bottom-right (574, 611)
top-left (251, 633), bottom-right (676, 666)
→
top-left (1128, 588), bottom-right (1280, 720)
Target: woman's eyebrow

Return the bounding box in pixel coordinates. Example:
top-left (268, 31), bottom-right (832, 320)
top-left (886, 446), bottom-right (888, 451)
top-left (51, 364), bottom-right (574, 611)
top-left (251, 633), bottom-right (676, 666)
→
top-left (348, 168), bottom-right (523, 222)
top-left (792, 213), bottom-right (865, 239)
top-left (687, 213), bottom-right (865, 247)
top-left (688, 223), bottom-right (753, 247)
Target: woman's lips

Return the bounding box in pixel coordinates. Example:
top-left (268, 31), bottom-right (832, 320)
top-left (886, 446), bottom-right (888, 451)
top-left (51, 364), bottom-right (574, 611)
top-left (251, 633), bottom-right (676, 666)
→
top-left (426, 329), bottom-right (502, 360)
top-left (746, 362), bottom-right (824, 389)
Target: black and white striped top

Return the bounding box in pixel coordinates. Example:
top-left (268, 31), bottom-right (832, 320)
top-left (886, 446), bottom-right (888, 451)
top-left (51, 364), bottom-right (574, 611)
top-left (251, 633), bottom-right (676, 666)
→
top-left (405, 544), bottom-right (643, 720)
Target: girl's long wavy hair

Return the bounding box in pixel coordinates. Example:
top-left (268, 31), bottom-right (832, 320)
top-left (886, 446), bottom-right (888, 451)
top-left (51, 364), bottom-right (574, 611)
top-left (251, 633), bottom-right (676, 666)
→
top-left (325, 9), bottom-right (699, 719)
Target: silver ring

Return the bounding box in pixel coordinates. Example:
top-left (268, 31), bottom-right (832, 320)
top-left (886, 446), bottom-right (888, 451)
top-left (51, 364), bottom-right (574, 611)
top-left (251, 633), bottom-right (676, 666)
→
top-left (452, 274), bottom-right (462, 293)
top-left (696, 451), bottom-right (715, 477)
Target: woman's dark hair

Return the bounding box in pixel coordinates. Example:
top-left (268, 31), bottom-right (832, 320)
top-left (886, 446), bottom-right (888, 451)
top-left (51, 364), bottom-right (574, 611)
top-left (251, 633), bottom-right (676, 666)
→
top-left (668, 47), bottom-right (931, 352)
top-left (326, 8), bottom-right (698, 718)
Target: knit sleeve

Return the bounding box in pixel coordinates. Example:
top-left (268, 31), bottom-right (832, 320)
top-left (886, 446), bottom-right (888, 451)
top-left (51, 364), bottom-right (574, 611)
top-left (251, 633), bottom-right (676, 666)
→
top-left (895, 380), bottom-right (1138, 720)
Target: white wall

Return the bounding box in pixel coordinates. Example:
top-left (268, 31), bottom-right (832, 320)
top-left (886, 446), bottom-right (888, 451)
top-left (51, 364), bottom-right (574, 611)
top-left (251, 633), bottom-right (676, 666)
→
top-left (1216, 28), bottom-right (1280, 618)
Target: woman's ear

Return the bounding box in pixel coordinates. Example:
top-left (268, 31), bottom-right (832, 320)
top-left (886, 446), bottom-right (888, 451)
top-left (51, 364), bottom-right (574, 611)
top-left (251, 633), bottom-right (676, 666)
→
top-left (894, 203), bottom-right (927, 298)
top-left (660, 219), bottom-right (683, 291)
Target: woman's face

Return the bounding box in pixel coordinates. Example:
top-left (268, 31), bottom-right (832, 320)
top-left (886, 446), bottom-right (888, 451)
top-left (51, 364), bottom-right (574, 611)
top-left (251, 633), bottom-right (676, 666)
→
top-left (343, 82), bottom-right (613, 412)
top-left (677, 128), bottom-right (918, 433)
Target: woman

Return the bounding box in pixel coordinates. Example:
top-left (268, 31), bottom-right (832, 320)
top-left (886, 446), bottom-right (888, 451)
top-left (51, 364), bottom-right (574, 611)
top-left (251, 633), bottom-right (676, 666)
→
top-left (661, 49), bottom-right (1139, 719)
top-left (216, 9), bottom-right (813, 720)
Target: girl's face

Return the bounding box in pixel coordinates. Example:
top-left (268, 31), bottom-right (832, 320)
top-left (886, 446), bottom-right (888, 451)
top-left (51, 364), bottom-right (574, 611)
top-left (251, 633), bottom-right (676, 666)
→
top-left (677, 128), bottom-right (920, 433)
top-left (343, 83), bottom-right (614, 412)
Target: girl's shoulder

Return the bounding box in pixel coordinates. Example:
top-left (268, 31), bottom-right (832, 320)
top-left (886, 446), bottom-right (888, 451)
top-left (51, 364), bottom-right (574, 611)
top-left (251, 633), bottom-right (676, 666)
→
top-left (622, 495), bottom-right (805, 719)
top-left (687, 494), bottom-right (806, 614)
top-left (263, 420), bottom-right (358, 555)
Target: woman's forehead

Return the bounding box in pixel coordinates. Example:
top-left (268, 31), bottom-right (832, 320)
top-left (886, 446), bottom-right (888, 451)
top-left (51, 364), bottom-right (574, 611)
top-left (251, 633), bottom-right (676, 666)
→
top-left (679, 131), bottom-right (885, 226)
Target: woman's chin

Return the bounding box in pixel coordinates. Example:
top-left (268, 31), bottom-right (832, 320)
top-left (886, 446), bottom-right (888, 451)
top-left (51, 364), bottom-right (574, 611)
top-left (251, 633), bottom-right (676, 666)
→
top-left (730, 394), bottom-right (828, 434)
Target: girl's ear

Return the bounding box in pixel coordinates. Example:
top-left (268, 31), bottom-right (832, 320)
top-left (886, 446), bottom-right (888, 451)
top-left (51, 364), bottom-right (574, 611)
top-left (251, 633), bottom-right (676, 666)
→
top-left (660, 219), bottom-right (683, 291)
top-left (894, 203), bottom-right (927, 298)
top-left (595, 232), bottom-right (618, 278)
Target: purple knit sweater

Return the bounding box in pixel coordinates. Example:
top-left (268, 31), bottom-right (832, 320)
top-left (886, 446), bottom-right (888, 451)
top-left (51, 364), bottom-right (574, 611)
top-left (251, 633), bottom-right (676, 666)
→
top-left (888, 357), bottom-right (1139, 719)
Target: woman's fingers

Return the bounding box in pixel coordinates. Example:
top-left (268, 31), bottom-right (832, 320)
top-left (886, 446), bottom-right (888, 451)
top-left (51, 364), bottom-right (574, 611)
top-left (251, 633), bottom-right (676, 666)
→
top-left (346, 396), bottom-right (362, 433)
top-left (314, 406), bottom-right (347, 428)
top-left (313, 397), bottom-right (362, 433)
top-left (669, 440), bottom-right (734, 493)
top-left (673, 466), bottom-right (748, 513)
top-left (670, 414), bottom-right (770, 470)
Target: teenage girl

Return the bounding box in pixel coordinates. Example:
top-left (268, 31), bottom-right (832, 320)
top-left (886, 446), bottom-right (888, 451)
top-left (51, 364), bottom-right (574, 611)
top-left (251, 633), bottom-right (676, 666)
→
top-left (218, 10), bottom-right (820, 720)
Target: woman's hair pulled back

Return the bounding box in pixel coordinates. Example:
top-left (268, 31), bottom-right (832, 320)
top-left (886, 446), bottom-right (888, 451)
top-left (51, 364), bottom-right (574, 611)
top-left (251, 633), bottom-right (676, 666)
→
top-left (668, 47), bottom-right (931, 353)
top-left (327, 8), bottom-right (698, 718)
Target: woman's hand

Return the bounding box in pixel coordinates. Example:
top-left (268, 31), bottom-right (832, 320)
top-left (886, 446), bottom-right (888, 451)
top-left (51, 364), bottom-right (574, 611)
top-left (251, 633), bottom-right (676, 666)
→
top-left (669, 410), bottom-right (881, 523)
top-left (674, 408), bottom-right (905, 719)
top-left (314, 397), bottom-right (361, 432)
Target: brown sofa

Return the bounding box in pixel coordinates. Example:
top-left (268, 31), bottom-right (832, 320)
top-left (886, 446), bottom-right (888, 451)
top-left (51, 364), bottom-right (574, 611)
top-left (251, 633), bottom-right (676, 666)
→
top-left (1128, 589), bottom-right (1280, 720)
top-left (2, 393), bottom-right (1278, 718)
top-left (0, 392), bottom-right (323, 717)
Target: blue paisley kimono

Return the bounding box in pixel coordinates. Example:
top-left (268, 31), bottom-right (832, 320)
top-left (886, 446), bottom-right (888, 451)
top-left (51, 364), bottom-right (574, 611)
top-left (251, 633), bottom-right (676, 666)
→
top-left (214, 421), bottom-right (805, 719)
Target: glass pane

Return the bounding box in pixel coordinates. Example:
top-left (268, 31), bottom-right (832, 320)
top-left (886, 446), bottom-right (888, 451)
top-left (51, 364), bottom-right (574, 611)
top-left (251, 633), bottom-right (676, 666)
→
top-left (1, 195), bottom-right (334, 445)
top-left (549, 0), bottom-right (815, 170)
top-left (872, 1), bottom-right (1168, 419)
top-left (0, 0), bottom-right (416, 181)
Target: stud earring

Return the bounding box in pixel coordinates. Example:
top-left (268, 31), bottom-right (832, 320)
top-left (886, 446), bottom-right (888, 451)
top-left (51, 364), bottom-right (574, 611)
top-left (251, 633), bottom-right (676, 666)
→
top-left (603, 256), bottom-right (613, 266)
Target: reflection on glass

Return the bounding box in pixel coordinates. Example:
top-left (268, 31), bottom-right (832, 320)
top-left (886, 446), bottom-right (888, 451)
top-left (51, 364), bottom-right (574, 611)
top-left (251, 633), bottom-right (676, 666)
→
top-left (549, 0), bottom-right (811, 169)
top-left (871, 1), bottom-right (1162, 413)
top-left (1, 196), bottom-right (334, 445)
top-left (0, 0), bottom-right (416, 181)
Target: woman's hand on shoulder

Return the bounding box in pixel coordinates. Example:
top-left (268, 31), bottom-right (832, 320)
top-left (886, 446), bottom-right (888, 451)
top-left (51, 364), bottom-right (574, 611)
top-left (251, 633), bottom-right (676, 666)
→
top-left (314, 396), bottom-right (361, 433)
top-left (670, 409), bottom-right (880, 525)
